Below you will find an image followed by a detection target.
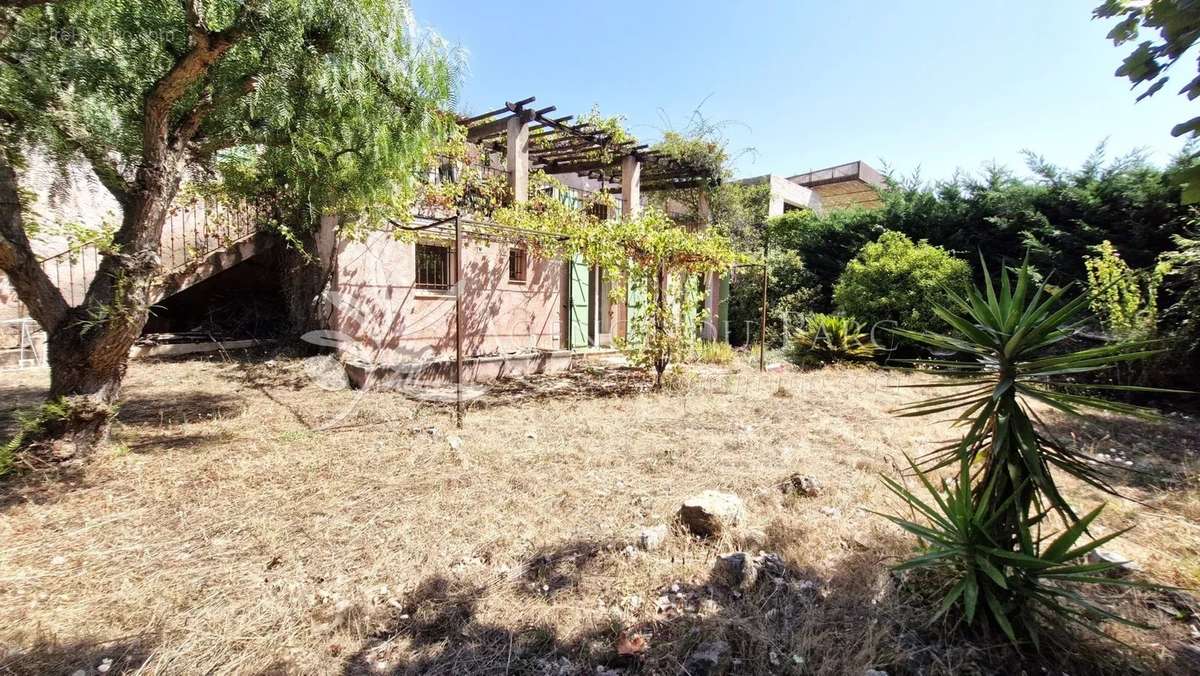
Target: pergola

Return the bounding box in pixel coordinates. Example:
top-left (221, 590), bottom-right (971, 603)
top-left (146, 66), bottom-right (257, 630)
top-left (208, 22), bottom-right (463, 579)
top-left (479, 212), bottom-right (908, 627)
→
top-left (457, 96), bottom-right (721, 214)
top-left (400, 98), bottom-right (728, 427)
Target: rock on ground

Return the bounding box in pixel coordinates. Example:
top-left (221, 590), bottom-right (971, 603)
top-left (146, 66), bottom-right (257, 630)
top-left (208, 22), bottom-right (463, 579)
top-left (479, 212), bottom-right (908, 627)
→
top-left (678, 491), bottom-right (744, 537)
top-left (683, 640), bottom-right (730, 676)
top-left (712, 552), bottom-right (758, 591)
top-left (781, 473), bottom-right (821, 497)
top-left (1088, 549), bottom-right (1141, 576)
top-left (637, 524), bottom-right (669, 551)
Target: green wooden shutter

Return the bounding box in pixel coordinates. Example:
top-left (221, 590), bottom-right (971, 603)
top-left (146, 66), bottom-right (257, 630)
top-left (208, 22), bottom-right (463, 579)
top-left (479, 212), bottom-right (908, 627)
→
top-left (568, 255), bottom-right (590, 348)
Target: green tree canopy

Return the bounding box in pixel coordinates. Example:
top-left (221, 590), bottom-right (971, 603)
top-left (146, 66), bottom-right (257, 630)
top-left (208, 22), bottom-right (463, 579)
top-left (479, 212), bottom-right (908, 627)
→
top-left (1, 0), bottom-right (458, 231)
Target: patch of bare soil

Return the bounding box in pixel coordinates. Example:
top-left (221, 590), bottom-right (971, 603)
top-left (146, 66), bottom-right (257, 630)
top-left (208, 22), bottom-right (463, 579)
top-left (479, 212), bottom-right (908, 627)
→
top-left (0, 354), bottom-right (1198, 674)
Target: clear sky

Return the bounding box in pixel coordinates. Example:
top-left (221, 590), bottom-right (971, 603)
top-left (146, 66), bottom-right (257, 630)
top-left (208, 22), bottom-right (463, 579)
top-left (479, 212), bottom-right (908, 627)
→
top-left (413, 1), bottom-right (1195, 182)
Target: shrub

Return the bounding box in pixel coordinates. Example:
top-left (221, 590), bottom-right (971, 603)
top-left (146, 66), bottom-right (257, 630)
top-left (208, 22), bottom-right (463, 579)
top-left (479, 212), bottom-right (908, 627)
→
top-left (1161, 233), bottom-right (1200, 360)
top-left (1084, 240), bottom-right (1165, 339)
top-left (728, 249), bottom-right (821, 347)
top-left (1, 398), bottom-right (77, 477)
top-left (882, 258), bottom-right (1170, 646)
top-left (785, 313), bottom-right (877, 367)
top-left (878, 460), bottom-right (1142, 648)
top-left (833, 231), bottom-right (970, 333)
top-left (695, 341), bottom-right (735, 365)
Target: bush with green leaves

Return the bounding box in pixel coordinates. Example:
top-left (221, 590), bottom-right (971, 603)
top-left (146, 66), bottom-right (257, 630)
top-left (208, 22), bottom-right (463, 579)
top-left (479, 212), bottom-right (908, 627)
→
top-left (1084, 240), bottom-right (1166, 339)
top-left (882, 257), bottom-right (1174, 647)
top-left (728, 249), bottom-right (820, 347)
top-left (833, 231), bottom-right (970, 333)
top-left (785, 313), bottom-right (877, 367)
top-left (767, 207), bottom-right (885, 309)
top-left (877, 460), bottom-right (1142, 647)
top-left (1161, 233), bottom-right (1200, 360)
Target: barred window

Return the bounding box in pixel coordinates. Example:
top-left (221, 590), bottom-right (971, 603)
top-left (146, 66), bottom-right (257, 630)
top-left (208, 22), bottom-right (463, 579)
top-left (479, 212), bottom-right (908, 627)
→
top-left (509, 248), bottom-right (527, 282)
top-left (415, 243), bottom-right (451, 290)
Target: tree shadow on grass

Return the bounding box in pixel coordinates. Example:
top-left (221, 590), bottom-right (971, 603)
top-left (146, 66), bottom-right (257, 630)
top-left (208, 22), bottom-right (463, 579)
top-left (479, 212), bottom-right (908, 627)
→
top-left (340, 531), bottom-right (913, 675)
top-left (341, 528), bottom-right (1197, 676)
top-left (0, 389), bottom-right (244, 512)
top-left (1038, 408), bottom-right (1200, 492)
top-left (0, 635), bottom-right (155, 676)
top-left (0, 386), bottom-right (246, 436)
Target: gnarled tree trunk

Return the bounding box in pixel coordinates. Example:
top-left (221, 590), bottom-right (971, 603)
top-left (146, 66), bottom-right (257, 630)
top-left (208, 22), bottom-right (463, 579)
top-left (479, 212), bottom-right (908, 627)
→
top-left (0, 4), bottom-right (246, 460)
top-left (0, 151), bottom-right (184, 458)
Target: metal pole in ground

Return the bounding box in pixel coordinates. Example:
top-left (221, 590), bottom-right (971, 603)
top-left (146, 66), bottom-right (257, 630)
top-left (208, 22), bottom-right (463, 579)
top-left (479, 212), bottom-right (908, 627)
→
top-left (455, 213), bottom-right (464, 428)
top-left (759, 222), bottom-right (768, 372)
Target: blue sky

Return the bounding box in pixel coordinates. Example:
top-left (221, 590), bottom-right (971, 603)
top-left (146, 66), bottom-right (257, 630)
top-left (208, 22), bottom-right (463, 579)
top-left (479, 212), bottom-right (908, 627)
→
top-left (413, 1), bottom-right (1195, 182)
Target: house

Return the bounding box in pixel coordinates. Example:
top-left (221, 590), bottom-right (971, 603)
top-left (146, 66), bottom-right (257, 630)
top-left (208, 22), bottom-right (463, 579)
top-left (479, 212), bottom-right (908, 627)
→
top-left (734, 160), bottom-right (886, 217)
top-left (0, 97), bottom-right (886, 387)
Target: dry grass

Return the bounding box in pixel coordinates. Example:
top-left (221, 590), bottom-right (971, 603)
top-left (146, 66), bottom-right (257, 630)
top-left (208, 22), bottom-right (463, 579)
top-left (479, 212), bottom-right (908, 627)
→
top-left (0, 353), bottom-right (1198, 675)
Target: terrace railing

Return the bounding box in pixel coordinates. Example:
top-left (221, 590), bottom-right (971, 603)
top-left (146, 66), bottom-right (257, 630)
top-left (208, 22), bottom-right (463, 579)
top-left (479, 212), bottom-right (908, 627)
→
top-left (29, 199), bottom-right (263, 309)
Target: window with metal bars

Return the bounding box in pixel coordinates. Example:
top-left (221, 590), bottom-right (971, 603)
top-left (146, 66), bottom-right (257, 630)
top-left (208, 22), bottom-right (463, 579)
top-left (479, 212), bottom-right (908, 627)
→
top-left (415, 243), bottom-right (451, 290)
top-left (509, 248), bottom-right (527, 282)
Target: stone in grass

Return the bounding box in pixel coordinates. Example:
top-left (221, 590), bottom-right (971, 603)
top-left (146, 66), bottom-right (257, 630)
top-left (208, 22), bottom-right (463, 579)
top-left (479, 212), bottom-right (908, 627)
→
top-left (735, 527), bottom-right (768, 550)
top-left (683, 640), bottom-right (731, 676)
top-left (781, 473), bottom-right (821, 497)
top-left (712, 552), bottom-right (759, 591)
top-left (1087, 549), bottom-right (1142, 577)
top-left (637, 524), bottom-right (669, 551)
top-left (678, 491), bottom-right (745, 537)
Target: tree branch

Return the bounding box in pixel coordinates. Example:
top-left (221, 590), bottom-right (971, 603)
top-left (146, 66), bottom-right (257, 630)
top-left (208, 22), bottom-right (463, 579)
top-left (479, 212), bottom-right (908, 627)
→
top-left (0, 154), bottom-right (69, 331)
top-left (144, 0), bottom-right (254, 161)
top-left (177, 72), bottom-right (258, 154)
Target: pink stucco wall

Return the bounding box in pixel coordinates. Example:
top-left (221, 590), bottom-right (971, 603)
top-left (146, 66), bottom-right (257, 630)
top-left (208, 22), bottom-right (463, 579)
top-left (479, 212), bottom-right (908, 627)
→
top-left (329, 232), bottom-right (563, 366)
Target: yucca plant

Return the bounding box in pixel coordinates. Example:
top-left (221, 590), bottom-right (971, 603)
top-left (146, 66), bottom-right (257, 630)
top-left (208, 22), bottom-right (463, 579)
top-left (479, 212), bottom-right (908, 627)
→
top-left (882, 257), bottom-right (1179, 645)
top-left (786, 313), bottom-right (877, 367)
top-left (876, 458), bottom-right (1149, 647)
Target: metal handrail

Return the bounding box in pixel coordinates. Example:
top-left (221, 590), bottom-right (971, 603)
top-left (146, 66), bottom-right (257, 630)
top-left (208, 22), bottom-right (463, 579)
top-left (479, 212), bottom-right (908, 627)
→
top-left (19, 199), bottom-right (263, 312)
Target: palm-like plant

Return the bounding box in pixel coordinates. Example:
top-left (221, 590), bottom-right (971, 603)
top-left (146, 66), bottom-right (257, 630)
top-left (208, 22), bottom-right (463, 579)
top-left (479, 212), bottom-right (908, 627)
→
top-left (883, 257), bottom-right (1177, 644)
top-left (786, 313), bottom-right (877, 367)
top-left (876, 459), bottom-right (1147, 647)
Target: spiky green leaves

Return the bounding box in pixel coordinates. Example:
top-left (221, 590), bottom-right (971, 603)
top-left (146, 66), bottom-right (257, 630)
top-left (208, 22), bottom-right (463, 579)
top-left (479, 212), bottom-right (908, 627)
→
top-left (877, 457), bottom-right (1158, 648)
top-left (785, 313), bottom-right (877, 367)
top-left (881, 256), bottom-right (1174, 646)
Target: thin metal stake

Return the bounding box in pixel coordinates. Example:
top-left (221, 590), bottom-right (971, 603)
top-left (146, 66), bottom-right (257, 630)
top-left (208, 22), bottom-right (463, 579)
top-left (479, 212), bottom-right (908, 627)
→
top-left (759, 222), bottom-right (768, 372)
top-left (454, 212), bottom-right (464, 429)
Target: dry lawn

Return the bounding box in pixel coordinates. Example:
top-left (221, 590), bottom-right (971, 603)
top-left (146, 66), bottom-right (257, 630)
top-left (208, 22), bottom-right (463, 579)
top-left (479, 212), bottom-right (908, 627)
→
top-left (0, 352), bottom-right (1198, 675)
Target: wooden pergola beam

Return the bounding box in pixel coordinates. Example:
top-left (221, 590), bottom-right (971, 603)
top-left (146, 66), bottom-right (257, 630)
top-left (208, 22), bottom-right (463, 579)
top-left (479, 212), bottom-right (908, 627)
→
top-left (459, 96), bottom-right (534, 125)
top-left (465, 100), bottom-right (549, 142)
